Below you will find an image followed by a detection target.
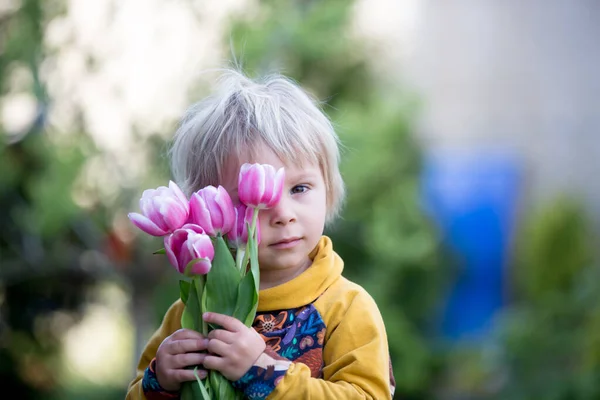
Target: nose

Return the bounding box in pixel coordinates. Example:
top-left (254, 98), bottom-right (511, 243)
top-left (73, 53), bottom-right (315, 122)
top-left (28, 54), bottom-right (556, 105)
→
top-left (268, 195), bottom-right (296, 226)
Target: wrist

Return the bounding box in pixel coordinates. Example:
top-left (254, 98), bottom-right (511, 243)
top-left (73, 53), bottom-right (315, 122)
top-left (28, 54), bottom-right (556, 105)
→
top-left (142, 358), bottom-right (180, 398)
top-left (236, 334), bottom-right (266, 380)
top-left (232, 350), bottom-right (291, 397)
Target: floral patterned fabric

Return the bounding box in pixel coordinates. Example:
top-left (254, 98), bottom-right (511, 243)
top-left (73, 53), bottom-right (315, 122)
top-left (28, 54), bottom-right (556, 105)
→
top-left (233, 303), bottom-right (326, 398)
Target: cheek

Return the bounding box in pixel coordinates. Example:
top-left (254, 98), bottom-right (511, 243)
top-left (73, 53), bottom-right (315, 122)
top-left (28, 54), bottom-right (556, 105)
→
top-left (312, 192), bottom-right (328, 221)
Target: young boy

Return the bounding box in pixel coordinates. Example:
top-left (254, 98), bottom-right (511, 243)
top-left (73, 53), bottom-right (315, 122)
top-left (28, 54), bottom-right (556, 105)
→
top-left (126, 69), bottom-right (395, 399)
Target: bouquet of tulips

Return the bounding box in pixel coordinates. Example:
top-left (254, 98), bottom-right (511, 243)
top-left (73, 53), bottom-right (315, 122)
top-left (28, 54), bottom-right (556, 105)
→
top-left (128, 163), bottom-right (285, 399)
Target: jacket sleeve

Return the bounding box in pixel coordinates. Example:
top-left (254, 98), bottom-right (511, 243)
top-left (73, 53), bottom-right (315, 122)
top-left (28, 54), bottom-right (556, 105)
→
top-left (126, 299), bottom-right (184, 400)
top-left (234, 287), bottom-right (393, 399)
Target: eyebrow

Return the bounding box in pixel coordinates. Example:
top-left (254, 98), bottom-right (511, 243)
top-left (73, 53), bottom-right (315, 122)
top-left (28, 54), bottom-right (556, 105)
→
top-left (287, 171), bottom-right (320, 181)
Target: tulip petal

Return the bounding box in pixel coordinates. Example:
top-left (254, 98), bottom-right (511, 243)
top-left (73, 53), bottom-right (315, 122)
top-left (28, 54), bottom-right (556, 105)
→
top-left (239, 163), bottom-right (265, 207)
top-left (190, 259), bottom-right (212, 275)
top-left (142, 194), bottom-right (170, 231)
top-left (189, 192), bottom-right (214, 235)
top-left (160, 197), bottom-right (189, 231)
top-left (237, 164), bottom-right (252, 205)
top-left (260, 165), bottom-right (275, 207)
top-left (164, 234), bottom-right (180, 272)
top-left (194, 232), bottom-right (215, 260)
top-left (140, 188), bottom-right (160, 214)
top-left (169, 180), bottom-right (189, 208)
top-left (226, 204), bottom-right (244, 248)
top-left (203, 187), bottom-right (223, 233)
top-left (172, 229), bottom-right (194, 273)
top-left (128, 212), bottom-right (168, 236)
top-left (184, 231), bottom-right (214, 275)
top-left (217, 186), bottom-right (235, 235)
top-left (180, 223), bottom-right (205, 234)
top-left (179, 238), bottom-right (195, 274)
top-left (267, 167), bottom-right (285, 208)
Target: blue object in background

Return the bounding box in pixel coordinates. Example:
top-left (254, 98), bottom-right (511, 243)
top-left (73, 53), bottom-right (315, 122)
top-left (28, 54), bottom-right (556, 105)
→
top-left (420, 148), bottom-right (521, 341)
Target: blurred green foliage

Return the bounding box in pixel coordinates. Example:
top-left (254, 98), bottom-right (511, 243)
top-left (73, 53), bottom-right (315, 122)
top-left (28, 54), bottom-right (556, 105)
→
top-left (0, 1), bottom-right (126, 399)
top-left (1, 1), bottom-right (90, 398)
top-left (495, 197), bottom-right (600, 399)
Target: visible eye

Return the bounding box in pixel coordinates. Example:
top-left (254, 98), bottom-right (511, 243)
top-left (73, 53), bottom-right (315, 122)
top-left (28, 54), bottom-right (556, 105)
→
top-left (290, 185), bottom-right (309, 195)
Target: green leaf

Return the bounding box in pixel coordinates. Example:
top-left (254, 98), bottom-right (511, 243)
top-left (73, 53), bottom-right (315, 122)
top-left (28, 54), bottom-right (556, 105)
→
top-left (234, 271), bottom-right (257, 326)
top-left (184, 257), bottom-right (203, 276)
top-left (180, 276), bottom-right (204, 331)
top-left (193, 276), bottom-right (207, 334)
top-left (245, 232), bottom-right (261, 325)
top-left (209, 370), bottom-right (238, 399)
top-left (153, 248), bottom-right (166, 255)
top-left (201, 282), bottom-right (208, 336)
top-left (233, 229), bottom-right (260, 326)
top-left (181, 379), bottom-right (205, 400)
top-left (179, 279), bottom-right (191, 305)
top-left (205, 236), bottom-right (241, 325)
top-left (193, 367), bottom-right (212, 400)
top-left (181, 305), bottom-right (195, 331)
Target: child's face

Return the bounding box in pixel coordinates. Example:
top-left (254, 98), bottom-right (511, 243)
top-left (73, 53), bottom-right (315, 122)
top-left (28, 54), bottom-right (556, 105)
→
top-left (222, 144), bottom-right (327, 280)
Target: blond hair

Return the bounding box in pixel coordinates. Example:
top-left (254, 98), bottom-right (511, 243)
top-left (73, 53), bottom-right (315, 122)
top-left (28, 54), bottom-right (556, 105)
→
top-left (168, 69), bottom-right (345, 223)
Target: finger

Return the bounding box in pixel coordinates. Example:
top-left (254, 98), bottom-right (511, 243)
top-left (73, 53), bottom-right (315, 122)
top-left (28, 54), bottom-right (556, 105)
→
top-left (168, 338), bottom-right (210, 355)
top-left (207, 339), bottom-right (230, 357)
top-left (172, 352), bottom-right (207, 369)
top-left (203, 312), bottom-right (244, 332)
top-left (207, 329), bottom-right (235, 344)
top-left (203, 354), bottom-right (226, 372)
top-left (170, 328), bottom-right (206, 340)
top-left (174, 367), bottom-right (208, 382)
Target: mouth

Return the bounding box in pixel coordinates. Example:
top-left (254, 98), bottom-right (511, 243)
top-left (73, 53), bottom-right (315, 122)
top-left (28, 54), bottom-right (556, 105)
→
top-left (270, 237), bottom-right (302, 249)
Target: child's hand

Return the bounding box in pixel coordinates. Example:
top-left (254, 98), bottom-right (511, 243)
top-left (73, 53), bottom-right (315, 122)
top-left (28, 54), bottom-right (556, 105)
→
top-left (202, 312), bottom-right (266, 381)
top-left (155, 328), bottom-right (209, 391)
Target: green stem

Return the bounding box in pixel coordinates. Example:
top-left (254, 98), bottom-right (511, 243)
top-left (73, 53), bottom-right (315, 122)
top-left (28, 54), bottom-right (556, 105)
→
top-left (236, 247), bottom-right (246, 272)
top-left (239, 208), bottom-right (259, 276)
top-left (239, 242), bottom-right (250, 277)
top-left (250, 208), bottom-right (259, 239)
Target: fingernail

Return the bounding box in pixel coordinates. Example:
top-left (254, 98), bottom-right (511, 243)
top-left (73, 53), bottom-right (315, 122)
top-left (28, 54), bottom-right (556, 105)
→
top-left (202, 312), bottom-right (210, 320)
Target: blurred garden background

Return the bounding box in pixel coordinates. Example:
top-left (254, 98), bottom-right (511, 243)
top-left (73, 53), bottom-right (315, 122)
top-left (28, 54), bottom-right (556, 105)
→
top-left (2, 0), bottom-right (600, 399)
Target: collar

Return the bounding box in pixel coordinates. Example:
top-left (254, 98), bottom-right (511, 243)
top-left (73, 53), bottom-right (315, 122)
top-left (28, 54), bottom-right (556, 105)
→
top-left (257, 236), bottom-right (343, 311)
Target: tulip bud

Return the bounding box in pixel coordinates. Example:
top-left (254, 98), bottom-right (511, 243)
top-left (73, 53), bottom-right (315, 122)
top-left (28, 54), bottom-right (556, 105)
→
top-left (237, 163), bottom-right (285, 209)
top-left (227, 204), bottom-right (261, 249)
top-left (164, 224), bottom-right (214, 275)
top-left (188, 185), bottom-right (235, 237)
top-left (128, 181), bottom-right (189, 236)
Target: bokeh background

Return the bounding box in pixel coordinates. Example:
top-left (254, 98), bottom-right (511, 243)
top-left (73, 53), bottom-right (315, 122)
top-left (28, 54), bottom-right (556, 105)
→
top-left (2, 0), bottom-right (600, 399)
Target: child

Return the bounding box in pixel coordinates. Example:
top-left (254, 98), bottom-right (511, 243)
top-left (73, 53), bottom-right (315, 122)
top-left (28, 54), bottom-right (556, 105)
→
top-left (126, 68), bottom-right (396, 399)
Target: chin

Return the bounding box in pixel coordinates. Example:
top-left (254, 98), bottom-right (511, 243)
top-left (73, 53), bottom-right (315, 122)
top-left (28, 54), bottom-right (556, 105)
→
top-left (260, 254), bottom-right (306, 271)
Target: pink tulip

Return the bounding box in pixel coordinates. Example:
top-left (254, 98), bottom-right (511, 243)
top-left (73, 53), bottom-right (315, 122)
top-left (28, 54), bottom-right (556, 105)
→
top-left (238, 163), bottom-right (285, 209)
top-left (227, 204), bottom-right (260, 248)
top-left (128, 181), bottom-right (189, 236)
top-left (164, 224), bottom-right (214, 275)
top-left (188, 185), bottom-right (235, 237)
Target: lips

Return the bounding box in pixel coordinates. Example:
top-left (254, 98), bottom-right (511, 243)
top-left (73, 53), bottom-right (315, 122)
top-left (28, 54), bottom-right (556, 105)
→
top-left (271, 237), bottom-right (301, 246)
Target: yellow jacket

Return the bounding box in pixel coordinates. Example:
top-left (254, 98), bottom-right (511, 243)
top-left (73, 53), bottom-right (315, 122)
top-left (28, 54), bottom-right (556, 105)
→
top-left (127, 236), bottom-right (394, 399)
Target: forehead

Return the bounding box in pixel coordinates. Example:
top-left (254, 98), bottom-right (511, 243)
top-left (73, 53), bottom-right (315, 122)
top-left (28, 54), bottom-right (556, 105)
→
top-left (220, 144), bottom-right (320, 190)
